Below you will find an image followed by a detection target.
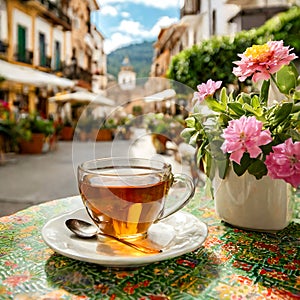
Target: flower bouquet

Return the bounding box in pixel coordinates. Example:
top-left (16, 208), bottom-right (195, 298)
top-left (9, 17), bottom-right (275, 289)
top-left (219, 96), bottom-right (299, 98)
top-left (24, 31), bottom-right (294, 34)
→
top-left (182, 40), bottom-right (300, 230)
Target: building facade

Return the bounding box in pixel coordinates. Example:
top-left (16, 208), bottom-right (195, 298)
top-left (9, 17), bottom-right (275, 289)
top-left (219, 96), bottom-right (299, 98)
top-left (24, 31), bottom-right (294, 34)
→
top-left (90, 24), bottom-right (107, 94)
top-left (0, 0), bottom-right (107, 118)
top-left (65, 0), bottom-right (107, 92)
top-left (151, 0), bottom-right (293, 78)
top-left (226, 0), bottom-right (291, 31)
top-left (151, 0), bottom-right (239, 78)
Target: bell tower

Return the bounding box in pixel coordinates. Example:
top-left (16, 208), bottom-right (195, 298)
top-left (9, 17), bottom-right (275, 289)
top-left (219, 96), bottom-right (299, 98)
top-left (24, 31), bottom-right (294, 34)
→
top-left (118, 56), bottom-right (136, 90)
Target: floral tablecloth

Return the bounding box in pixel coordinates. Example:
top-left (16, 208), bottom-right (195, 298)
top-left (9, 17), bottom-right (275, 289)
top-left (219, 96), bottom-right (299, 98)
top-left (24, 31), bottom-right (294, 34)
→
top-left (0, 189), bottom-right (299, 299)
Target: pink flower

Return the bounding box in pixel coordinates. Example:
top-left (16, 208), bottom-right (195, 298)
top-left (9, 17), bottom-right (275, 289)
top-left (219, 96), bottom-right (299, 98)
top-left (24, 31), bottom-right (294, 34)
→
top-left (221, 116), bottom-right (273, 164)
top-left (233, 40), bottom-right (297, 82)
top-left (0, 100), bottom-right (9, 111)
top-left (265, 138), bottom-right (300, 188)
top-left (194, 79), bottom-right (222, 102)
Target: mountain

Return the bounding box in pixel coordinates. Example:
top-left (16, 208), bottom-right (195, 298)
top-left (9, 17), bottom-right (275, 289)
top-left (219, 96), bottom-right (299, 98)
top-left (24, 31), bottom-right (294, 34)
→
top-left (107, 41), bottom-right (155, 79)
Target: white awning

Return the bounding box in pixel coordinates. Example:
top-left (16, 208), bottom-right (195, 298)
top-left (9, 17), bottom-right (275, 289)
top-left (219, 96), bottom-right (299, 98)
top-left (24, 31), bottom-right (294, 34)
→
top-left (48, 91), bottom-right (115, 106)
top-left (0, 59), bottom-right (75, 88)
top-left (144, 89), bottom-right (176, 102)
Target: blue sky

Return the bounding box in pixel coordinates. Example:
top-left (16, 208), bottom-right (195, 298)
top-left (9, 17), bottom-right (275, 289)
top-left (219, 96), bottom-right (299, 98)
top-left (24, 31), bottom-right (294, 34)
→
top-left (93, 0), bottom-right (182, 53)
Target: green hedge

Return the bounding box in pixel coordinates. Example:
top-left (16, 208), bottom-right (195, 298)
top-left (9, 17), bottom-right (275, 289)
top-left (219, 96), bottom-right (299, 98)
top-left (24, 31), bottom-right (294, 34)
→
top-left (167, 6), bottom-right (300, 90)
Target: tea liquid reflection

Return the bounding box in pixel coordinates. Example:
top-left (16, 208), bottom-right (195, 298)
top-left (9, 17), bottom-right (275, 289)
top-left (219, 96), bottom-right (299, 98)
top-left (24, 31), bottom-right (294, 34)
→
top-left (79, 167), bottom-right (172, 240)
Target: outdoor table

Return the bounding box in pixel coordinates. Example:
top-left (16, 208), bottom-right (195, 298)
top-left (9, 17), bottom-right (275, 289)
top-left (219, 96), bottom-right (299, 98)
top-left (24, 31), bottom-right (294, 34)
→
top-left (0, 189), bottom-right (299, 299)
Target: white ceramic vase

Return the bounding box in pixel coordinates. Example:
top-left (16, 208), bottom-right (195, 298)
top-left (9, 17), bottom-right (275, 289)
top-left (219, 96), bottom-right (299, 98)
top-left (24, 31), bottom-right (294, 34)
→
top-left (213, 167), bottom-right (293, 231)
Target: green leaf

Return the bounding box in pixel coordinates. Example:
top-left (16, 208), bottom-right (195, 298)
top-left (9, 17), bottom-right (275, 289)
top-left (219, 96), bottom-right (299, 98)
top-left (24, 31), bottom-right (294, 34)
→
top-left (218, 113), bottom-right (231, 127)
top-left (243, 103), bottom-right (262, 116)
top-left (289, 128), bottom-right (300, 141)
top-left (217, 159), bottom-right (229, 179)
top-left (227, 102), bottom-right (245, 116)
top-left (209, 139), bottom-right (226, 160)
top-left (220, 87), bottom-right (228, 105)
top-left (251, 95), bottom-right (260, 109)
top-left (181, 128), bottom-right (195, 139)
top-left (260, 80), bottom-right (270, 105)
top-left (292, 103), bottom-right (300, 112)
top-left (232, 153), bottom-right (252, 176)
top-left (273, 102), bottom-right (293, 125)
top-left (276, 64), bottom-right (298, 94)
top-left (239, 92), bottom-right (252, 105)
top-left (185, 117), bottom-right (196, 128)
top-left (205, 98), bottom-right (226, 113)
top-left (293, 90), bottom-right (300, 101)
top-left (205, 152), bottom-right (215, 180)
top-left (189, 132), bottom-right (200, 146)
top-left (248, 160), bottom-right (268, 179)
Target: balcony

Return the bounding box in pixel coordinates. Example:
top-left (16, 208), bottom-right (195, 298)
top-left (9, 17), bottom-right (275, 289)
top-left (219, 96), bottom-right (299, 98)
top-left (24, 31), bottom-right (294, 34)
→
top-left (0, 41), bottom-right (8, 54)
top-left (225, 0), bottom-right (289, 8)
top-left (15, 49), bottom-right (33, 64)
top-left (39, 56), bottom-right (52, 68)
top-left (180, 1), bottom-right (200, 18)
top-left (21, 0), bottom-right (71, 30)
top-left (63, 64), bottom-right (92, 84)
top-left (53, 60), bottom-right (64, 72)
top-left (229, 5), bottom-right (290, 30)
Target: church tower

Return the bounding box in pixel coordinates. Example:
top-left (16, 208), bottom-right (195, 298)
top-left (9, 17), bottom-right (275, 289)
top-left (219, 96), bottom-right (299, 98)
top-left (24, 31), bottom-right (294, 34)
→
top-left (118, 56), bottom-right (136, 90)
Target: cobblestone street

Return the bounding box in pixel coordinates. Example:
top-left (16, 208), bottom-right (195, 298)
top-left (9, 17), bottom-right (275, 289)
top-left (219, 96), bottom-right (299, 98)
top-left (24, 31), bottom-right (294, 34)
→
top-left (0, 130), bottom-right (195, 216)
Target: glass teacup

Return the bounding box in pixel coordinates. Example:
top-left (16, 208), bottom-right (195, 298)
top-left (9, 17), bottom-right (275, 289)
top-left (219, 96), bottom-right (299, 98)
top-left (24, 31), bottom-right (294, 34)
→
top-left (77, 157), bottom-right (195, 241)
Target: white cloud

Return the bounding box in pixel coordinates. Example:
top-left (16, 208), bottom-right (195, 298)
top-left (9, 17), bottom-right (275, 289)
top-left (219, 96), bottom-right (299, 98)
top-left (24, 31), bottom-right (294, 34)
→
top-left (150, 16), bottom-right (178, 37)
top-left (104, 32), bottom-right (135, 53)
top-left (118, 16), bottom-right (178, 38)
top-left (104, 15), bottom-right (179, 53)
top-left (98, 1), bottom-right (180, 54)
top-left (100, 5), bottom-right (118, 16)
top-left (118, 20), bottom-right (150, 37)
top-left (98, 0), bottom-right (180, 10)
top-left (121, 11), bottom-right (130, 18)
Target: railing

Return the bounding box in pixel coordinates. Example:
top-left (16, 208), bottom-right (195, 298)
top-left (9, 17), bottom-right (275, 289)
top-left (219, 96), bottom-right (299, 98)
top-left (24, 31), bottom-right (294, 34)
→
top-left (63, 65), bottom-right (92, 83)
top-left (39, 55), bottom-right (51, 68)
top-left (53, 60), bottom-right (64, 72)
top-left (14, 49), bottom-right (33, 64)
top-left (21, 0), bottom-right (71, 26)
top-left (0, 41), bottom-right (8, 54)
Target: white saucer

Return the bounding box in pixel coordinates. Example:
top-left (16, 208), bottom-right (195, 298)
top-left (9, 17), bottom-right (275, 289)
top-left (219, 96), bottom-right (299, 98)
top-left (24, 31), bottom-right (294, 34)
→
top-left (42, 208), bottom-right (208, 267)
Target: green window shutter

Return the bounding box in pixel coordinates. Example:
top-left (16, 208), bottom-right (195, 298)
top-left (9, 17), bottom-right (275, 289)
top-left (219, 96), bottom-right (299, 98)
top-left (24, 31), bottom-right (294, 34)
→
top-left (39, 33), bottom-right (46, 66)
top-left (17, 25), bottom-right (26, 62)
top-left (55, 41), bottom-right (61, 70)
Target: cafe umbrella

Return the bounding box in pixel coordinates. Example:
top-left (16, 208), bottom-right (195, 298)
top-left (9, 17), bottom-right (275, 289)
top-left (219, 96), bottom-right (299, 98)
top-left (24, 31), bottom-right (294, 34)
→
top-left (48, 91), bottom-right (115, 106)
top-left (48, 91), bottom-right (116, 121)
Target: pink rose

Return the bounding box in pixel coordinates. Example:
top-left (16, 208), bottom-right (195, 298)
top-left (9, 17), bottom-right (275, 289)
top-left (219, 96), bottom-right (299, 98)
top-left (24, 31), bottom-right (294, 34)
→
top-left (221, 116), bottom-right (273, 164)
top-left (265, 138), bottom-right (300, 188)
top-left (194, 79), bottom-right (222, 102)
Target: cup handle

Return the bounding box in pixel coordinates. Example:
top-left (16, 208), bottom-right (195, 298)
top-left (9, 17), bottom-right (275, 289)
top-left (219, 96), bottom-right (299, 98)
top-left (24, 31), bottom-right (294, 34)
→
top-left (155, 173), bottom-right (195, 222)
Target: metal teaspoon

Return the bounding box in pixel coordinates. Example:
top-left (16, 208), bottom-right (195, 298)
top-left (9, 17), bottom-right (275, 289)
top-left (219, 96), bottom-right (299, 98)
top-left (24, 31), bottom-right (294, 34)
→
top-left (65, 219), bottom-right (162, 254)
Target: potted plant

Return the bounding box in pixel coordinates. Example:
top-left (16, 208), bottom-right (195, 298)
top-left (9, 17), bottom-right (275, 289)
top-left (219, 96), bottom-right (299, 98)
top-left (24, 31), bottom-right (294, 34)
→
top-left (116, 116), bottom-right (133, 140)
top-left (0, 119), bottom-right (22, 163)
top-left (182, 40), bottom-right (300, 231)
top-left (60, 118), bottom-right (74, 141)
top-left (0, 100), bottom-right (10, 120)
top-left (95, 118), bottom-right (116, 141)
top-left (17, 114), bottom-right (55, 154)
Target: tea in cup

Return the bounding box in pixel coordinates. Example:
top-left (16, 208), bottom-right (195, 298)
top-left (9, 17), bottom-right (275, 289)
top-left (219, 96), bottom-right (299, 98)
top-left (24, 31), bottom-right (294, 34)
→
top-left (78, 157), bottom-right (195, 241)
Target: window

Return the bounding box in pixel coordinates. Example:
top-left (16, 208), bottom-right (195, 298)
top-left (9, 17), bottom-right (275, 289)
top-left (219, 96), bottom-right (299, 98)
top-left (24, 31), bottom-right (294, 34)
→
top-left (54, 40), bottom-right (61, 70)
top-left (212, 9), bottom-right (216, 36)
top-left (17, 25), bottom-right (26, 62)
top-left (39, 32), bottom-right (46, 67)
